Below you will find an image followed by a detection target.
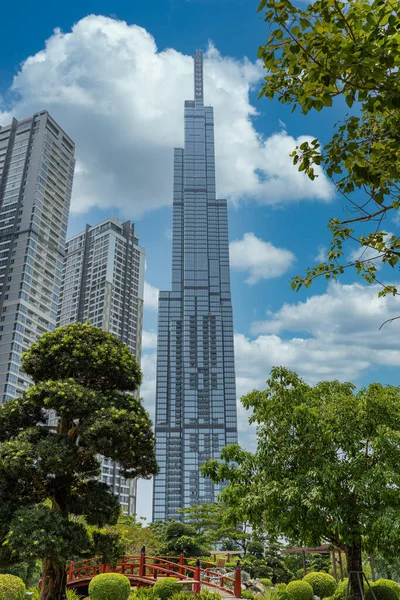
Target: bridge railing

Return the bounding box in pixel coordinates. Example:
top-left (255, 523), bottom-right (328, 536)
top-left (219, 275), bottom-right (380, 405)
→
top-left (67, 548), bottom-right (241, 598)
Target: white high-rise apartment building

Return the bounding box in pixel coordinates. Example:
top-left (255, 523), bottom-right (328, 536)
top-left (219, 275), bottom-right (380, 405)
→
top-left (57, 217), bottom-right (145, 514)
top-left (0, 112), bottom-right (75, 404)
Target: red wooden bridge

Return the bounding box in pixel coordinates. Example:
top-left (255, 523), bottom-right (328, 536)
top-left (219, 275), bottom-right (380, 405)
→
top-left (67, 549), bottom-right (242, 597)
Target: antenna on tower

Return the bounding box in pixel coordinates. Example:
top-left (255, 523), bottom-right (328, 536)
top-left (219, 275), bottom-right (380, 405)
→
top-left (194, 50), bottom-right (204, 104)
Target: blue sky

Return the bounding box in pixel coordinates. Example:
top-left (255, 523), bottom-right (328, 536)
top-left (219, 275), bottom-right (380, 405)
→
top-left (2, 0), bottom-right (400, 521)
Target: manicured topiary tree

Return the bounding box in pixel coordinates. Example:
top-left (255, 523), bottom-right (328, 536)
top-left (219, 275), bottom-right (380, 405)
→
top-left (0, 574), bottom-right (26, 600)
top-left (303, 572), bottom-right (337, 598)
top-left (366, 584), bottom-right (399, 600)
top-left (261, 578), bottom-right (273, 588)
top-left (0, 324), bottom-right (158, 600)
top-left (89, 573), bottom-right (131, 600)
top-left (153, 577), bottom-right (180, 600)
top-left (374, 581), bottom-right (400, 600)
top-left (286, 580), bottom-right (314, 600)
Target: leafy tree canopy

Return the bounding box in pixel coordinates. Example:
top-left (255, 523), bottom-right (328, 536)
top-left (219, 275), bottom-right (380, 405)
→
top-left (202, 367), bottom-right (400, 600)
top-left (149, 521), bottom-right (209, 557)
top-left (0, 324), bottom-right (158, 600)
top-left (257, 0), bottom-right (400, 301)
top-left (177, 502), bottom-right (252, 555)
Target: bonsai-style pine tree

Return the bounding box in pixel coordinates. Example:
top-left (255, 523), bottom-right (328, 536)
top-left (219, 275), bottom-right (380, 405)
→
top-left (0, 323), bottom-right (158, 600)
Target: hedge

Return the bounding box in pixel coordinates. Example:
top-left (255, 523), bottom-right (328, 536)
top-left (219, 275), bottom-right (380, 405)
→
top-left (88, 573), bottom-right (131, 600)
top-left (286, 580), bottom-right (314, 600)
top-left (366, 583), bottom-right (399, 600)
top-left (303, 572), bottom-right (337, 598)
top-left (374, 581), bottom-right (400, 600)
top-left (153, 578), bottom-right (180, 600)
top-left (0, 574), bottom-right (26, 600)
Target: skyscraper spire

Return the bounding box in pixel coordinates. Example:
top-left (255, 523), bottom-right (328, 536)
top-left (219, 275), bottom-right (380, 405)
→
top-left (152, 51), bottom-right (238, 521)
top-left (194, 50), bottom-right (204, 103)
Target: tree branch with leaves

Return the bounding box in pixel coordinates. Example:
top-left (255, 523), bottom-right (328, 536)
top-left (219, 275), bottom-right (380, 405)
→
top-left (257, 0), bottom-right (400, 299)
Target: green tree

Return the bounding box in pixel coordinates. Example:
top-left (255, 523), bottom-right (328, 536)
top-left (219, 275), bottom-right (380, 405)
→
top-left (178, 503), bottom-right (252, 555)
top-left (0, 323), bottom-right (157, 600)
top-left (100, 515), bottom-right (162, 556)
top-left (373, 553), bottom-right (400, 582)
top-left (155, 521), bottom-right (209, 557)
top-left (202, 367), bottom-right (400, 600)
top-left (257, 0), bottom-right (400, 303)
top-left (242, 540), bottom-right (293, 583)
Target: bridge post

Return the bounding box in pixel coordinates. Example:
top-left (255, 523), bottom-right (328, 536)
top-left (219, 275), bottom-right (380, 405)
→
top-left (68, 561), bottom-right (74, 582)
top-left (179, 549), bottom-right (184, 576)
top-left (234, 561), bottom-right (241, 598)
top-left (194, 558), bottom-right (201, 594)
top-left (139, 546), bottom-right (146, 577)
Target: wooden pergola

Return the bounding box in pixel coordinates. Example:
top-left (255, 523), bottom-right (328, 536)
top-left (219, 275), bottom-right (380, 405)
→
top-left (282, 544), bottom-right (376, 582)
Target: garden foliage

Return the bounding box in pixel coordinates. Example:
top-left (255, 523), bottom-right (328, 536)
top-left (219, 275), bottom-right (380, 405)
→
top-left (303, 572), bottom-right (337, 598)
top-left (88, 573), bottom-right (131, 600)
top-left (0, 574), bottom-right (25, 600)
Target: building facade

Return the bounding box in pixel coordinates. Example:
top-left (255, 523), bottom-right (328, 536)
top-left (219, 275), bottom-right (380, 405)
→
top-left (152, 51), bottom-right (238, 521)
top-left (57, 217), bottom-right (145, 514)
top-left (0, 112), bottom-right (75, 404)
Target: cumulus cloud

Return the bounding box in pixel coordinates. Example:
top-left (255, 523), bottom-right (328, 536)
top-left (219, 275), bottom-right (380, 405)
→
top-left (348, 232), bottom-right (393, 270)
top-left (240, 281), bottom-right (400, 387)
top-left (140, 351), bottom-right (157, 418)
top-left (314, 245), bottom-right (327, 263)
top-left (1, 15), bottom-right (333, 218)
top-left (144, 282), bottom-right (159, 311)
top-left (229, 232), bottom-right (295, 284)
top-left (142, 330), bottom-right (157, 349)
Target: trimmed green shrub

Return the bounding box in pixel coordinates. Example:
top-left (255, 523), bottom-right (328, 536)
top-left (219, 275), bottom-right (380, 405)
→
top-left (303, 572), bottom-right (337, 598)
top-left (0, 574), bottom-right (26, 600)
top-left (261, 579), bottom-right (273, 588)
top-left (333, 579), bottom-right (349, 600)
top-left (366, 583), bottom-right (399, 600)
top-left (287, 580), bottom-right (314, 600)
top-left (89, 573), bottom-right (131, 600)
top-left (374, 581), bottom-right (400, 600)
top-left (334, 579), bottom-right (370, 600)
top-left (153, 578), bottom-right (180, 600)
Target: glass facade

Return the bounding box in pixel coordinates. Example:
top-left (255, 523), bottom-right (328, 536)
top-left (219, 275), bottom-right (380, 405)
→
top-left (0, 112), bottom-right (75, 404)
top-left (57, 217), bottom-right (146, 515)
top-left (153, 51), bottom-right (238, 521)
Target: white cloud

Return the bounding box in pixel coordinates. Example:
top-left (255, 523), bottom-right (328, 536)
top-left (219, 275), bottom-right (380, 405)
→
top-left (140, 351), bottom-right (157, 419)
top-left (142, 330), bottom-right (157, 349)
top-left (1, 15), bottom-right (334, 218)
top-left (242, 281), bottom-right (400, 386)
top-left (143, 281), bottom-right (159, 311)
top-left (348, 232), bottom-right (393, 271)
top-left (315, 245), bottom-right (327, 263)
top-left (229, 232), bottom-right (295, 284)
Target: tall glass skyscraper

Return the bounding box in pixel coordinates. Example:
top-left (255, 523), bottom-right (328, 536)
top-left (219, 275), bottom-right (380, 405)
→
top-left (153, 51), bottom-right (238, 521)
top-left (0, 112), bottom-right (75, 404)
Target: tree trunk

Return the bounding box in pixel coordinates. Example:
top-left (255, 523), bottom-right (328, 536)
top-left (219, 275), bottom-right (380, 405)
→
top-left (40, 558), bottom-right (67, 600)
top-left (346, 541), bottom-right (364, 600)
